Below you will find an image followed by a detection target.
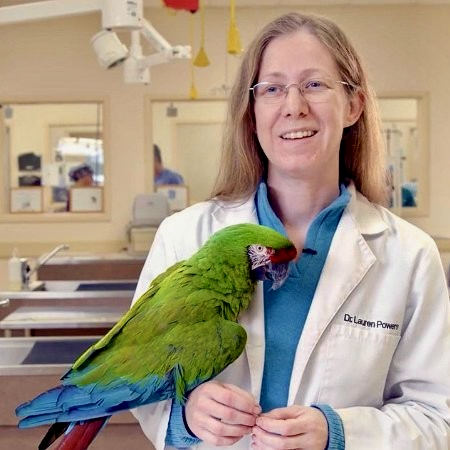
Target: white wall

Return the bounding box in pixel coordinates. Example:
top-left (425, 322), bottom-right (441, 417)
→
top-left (1, 5), bottom-right (450, 257)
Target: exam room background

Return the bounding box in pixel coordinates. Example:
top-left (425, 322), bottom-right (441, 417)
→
top-left (1, 4), bottom-right (450, 273)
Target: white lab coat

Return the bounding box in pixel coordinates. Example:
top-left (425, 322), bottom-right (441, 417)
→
top-left (131, 184), bottom-right (450, 450)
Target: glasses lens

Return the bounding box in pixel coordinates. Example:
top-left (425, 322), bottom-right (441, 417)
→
top-left (252, 83), bottom-right (284, 103)
top-left (301, 79), bottom-right (335, 103)
top-left (251, 78), bottom-right (345, 103)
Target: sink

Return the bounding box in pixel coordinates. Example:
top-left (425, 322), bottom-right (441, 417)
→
top-left (0, 337), bottom-right (98, 374)
top-left (0, 337), bottom-right (97, 365)
top-left (42, 280), bottom-right (137, 292)
top-left (21, 338), bottom-right (97, 364)
top-left (76, 281), bottom-right (137, 291)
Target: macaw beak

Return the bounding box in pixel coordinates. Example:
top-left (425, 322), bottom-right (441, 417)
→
top-left (265, 261), bottom-right (291, 290)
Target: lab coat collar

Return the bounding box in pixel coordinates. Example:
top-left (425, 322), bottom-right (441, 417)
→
top-left (210, 195), bottom-right (259, 227)
top-left (346, 183), bottom-right (389, 236)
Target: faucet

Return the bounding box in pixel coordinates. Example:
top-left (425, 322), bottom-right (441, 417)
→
top-left (23, 244), bottom-right (70, 289)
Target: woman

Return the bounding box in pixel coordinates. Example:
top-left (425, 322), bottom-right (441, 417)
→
top-left (132, 12), bottom-right (450, 450)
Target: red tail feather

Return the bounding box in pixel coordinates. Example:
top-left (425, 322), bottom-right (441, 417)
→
top-left (55, 418), bottom-right (106, 450)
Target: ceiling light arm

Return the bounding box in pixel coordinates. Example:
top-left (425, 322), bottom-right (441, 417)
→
top-left (124, 17), bottom-right (191, 83)
top-left (139, 18), bottom-right (191, 60)
top-left (138, 17), bottom-right (191, 70)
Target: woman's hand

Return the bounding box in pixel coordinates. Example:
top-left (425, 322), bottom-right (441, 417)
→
top-left (185, 381), bottom-right (261, 446)
top-left (251, 405), bottom-right (328, 450)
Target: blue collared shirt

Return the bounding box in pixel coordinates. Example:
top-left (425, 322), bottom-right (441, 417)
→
top-left (256, 180), bottom-right (350, 450)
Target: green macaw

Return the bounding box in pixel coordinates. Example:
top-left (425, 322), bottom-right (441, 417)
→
top-left (16, 223), bottom-right (297, 450)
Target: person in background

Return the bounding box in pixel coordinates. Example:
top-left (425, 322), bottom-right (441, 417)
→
top-left (68, 163), bottom-right (95, 187)
top-left (132, 12), bottom-right (450, 450)
top-left (66, 163), bottom-right (95, 211)
top-left (154, 144), bottom-right (184, 185)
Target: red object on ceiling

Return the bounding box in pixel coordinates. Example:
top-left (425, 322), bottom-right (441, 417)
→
top-left (163, 0), bottom-right (199, 12)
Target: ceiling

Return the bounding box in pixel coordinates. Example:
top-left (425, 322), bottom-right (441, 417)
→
top-left (3, 0), bottom-right (450, 6)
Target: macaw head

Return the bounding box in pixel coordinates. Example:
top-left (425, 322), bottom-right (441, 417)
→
top-left (198, 223), bottom-right (297, 291)
top-left (247, 242), bottom-right (296, 290)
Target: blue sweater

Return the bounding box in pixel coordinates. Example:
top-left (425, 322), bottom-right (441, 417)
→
top-left (256, 181), bottom-right (348, 450)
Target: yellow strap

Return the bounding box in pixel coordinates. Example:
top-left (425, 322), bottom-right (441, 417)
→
top-left (230, 0), bottom-right (236, 23)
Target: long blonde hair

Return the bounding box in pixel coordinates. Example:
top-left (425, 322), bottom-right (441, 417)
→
top-left (211, 12), bottom-right (388, 205)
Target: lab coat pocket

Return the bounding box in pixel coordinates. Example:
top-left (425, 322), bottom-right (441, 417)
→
top-left (318, 324), bottom-right (400, 408)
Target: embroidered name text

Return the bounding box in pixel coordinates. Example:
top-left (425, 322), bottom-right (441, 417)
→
top-left (344, 313), bottom-right (399, 331)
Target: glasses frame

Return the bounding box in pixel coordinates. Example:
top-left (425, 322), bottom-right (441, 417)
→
top-left (249, 78), bottom-right (354, 103)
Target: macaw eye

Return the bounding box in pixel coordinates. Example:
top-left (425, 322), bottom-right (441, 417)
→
top-left (248, 244), bottom-right (266, 254)
top-left (248, 244), bottom-right (271, 270)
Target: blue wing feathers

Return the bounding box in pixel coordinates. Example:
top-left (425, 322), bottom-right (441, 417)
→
top-left (16, 373), bottom-right (178, 429)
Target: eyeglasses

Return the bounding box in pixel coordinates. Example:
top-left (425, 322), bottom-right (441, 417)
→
top-left (249, 77), bottom-right (354, 104)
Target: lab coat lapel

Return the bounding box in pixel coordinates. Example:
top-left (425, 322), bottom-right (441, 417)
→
top-left (288, 192), bottom-right (384, 404)
top-left (240, 283), bottom-right (265, 400)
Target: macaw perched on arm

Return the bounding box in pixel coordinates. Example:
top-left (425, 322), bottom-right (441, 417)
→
top-left (16, 223), bottom-right (296, 450)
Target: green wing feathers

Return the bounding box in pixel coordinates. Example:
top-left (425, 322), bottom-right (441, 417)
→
top-left (72, 260), bottom-right (185, 370)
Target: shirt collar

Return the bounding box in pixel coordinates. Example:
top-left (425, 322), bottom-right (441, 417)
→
top-left (255, 180), bottom-right (351, 235)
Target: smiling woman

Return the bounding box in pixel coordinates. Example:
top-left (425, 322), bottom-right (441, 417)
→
top-left (0, 100), bottom-right (108, 221)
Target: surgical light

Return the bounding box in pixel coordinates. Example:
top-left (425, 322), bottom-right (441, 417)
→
top-left (91, 30), bottom-right (128, 69)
